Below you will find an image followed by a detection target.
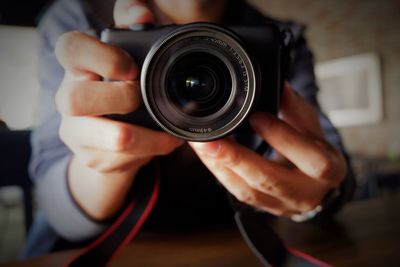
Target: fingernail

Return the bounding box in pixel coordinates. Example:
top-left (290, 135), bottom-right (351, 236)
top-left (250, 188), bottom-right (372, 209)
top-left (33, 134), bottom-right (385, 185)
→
top-left (249, 112), bottom-right (274, 133)
top-left (190, 142), bottom-right (220, 157)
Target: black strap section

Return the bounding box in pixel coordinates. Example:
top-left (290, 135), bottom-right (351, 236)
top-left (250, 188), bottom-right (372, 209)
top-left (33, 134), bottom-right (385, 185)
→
top-left (235, 210), bottom-right (287, 266)
top-left (235, 139), bottom-right (328, 266)
top-left (65, 163), bottom-right (158, 267)
top-left (230, 194), bottom-right (328, 267)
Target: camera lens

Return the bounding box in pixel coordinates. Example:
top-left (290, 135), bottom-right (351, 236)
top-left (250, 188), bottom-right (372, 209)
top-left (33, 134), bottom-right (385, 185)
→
top-left (141, 23), bottom-right (257, 141)
top-left (166, 52), bottom-right (232, 117)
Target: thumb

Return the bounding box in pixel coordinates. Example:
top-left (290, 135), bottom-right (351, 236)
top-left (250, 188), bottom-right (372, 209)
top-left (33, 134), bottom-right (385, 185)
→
top-left (113, 0), bottom-right (154, 28)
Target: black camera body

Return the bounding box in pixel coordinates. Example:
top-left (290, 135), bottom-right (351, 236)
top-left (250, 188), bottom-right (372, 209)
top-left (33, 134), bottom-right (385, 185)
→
top-left (101, 23), bottom-right (289, 141)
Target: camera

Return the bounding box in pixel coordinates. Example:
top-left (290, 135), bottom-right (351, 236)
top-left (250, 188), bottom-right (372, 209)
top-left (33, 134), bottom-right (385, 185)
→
top-left (101, 22), bottom-right (290, 141)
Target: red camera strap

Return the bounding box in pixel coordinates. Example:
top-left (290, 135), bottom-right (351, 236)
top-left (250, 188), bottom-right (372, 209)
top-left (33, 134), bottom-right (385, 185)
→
top-left (64, 164), bottom-right (160, 267)
top-left (64, 162), bottom-right (330, 267)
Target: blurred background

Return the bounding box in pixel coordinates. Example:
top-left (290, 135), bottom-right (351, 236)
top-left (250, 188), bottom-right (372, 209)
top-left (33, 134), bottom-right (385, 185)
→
top-left (0, 0), bottom-right (399, 262)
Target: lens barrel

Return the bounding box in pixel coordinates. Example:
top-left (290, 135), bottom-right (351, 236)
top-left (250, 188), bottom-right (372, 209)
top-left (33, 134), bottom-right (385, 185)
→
top-left (141, 23), bottom-right (257, 141)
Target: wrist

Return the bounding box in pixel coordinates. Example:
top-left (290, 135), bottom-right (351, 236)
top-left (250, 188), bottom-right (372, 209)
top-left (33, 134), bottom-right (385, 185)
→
top-left (68, 157), bottom-right (139, 220)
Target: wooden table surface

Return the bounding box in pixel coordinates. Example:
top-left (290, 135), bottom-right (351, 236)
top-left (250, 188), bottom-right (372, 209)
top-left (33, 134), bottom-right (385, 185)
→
top-left (2, 194), bottom-right (400, 267)
top-left (271, 194), bottom-right (400, 267)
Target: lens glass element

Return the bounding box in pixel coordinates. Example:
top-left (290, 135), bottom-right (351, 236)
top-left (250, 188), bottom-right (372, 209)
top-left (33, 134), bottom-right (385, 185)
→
top-left (166, 52), bottom-right (232, 117)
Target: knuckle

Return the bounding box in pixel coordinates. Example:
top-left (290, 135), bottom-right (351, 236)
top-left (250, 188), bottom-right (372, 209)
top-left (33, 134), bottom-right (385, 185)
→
top-left (262, 178), bottom-right (296, 201)
top-left (89, 154), bottom-right (126, 174)
top-left (256, 180), bottom-right (274, 193)
top-left (222, 149), bottom-right (241, 167)
top-left (105, 55), bottom-right (122, 78)
top-left (75, 151), bottom-right (98, 169)
top-left (236, 189), bottom-right (257, 205)
top-left (81, 156), bottom-right (97, 169)
top-left (313, 154), bottom-right (334, 180)
top-left (56, 82), bottom-right (81, 115)
top-left (120, 82), bottom-right (140, 113)
top-left (246, 176), bottom-right (267, 192)
top-left (252, 169), bottom-right (276, 193)
top-left (113, 125), bottom-right (133, 152)
top-left (265, 178), bottom-right (286, 195)
top-left (55, 31), bottom-right (83, 65)
top-left (97, 160), bottom-right (117, 174)
top-left (103, 47), bottom-right (132, 79)
top-left (81, 152), bottom-right (133, 174)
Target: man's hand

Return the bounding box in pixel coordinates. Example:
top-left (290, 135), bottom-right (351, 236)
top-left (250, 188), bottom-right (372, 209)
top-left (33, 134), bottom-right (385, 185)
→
top-left (54, 0), bottom-right (182, 220)
top-left (189, 85), bottom-right (347, 217)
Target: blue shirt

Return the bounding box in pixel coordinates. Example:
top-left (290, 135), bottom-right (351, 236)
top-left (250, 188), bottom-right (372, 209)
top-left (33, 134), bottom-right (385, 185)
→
top-left (23, 0), bottom-right (354, 258)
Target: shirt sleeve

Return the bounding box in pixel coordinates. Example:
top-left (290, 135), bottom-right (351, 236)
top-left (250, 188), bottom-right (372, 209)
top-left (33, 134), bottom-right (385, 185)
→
top-left (286, 23), bottom-right (356, 219)
top-left (29, 0), bottom-right (107, 241)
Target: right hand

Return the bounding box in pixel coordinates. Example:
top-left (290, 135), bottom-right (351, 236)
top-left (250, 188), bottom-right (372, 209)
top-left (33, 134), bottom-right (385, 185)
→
top-left (54, 0), bottom-right (183, 220)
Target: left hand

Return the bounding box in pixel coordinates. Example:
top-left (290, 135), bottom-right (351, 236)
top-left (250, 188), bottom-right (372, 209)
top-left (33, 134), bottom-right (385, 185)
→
top-left (189, 84), bottom-right (347, 217)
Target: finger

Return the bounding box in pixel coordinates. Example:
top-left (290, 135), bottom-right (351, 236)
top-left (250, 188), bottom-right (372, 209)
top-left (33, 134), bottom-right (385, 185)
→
top-left (250, 112), bottom-right (344, 186)
top-left (190, 140), bottom-right (327, 211)
top-left (280, 83), bottom-right (324, 138)
top-left (55, 31), bottom-right (138, 80)
top-left (56, 80), bottom-right (141, 116)
top-left (195, 159), bottom-right (293, 216)
top-left (59, 116), bottom-right (184, 155)
top-left (71, 146), bottom-right (151, 174)
top-left (114, 0), bottom-right (154, 27)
